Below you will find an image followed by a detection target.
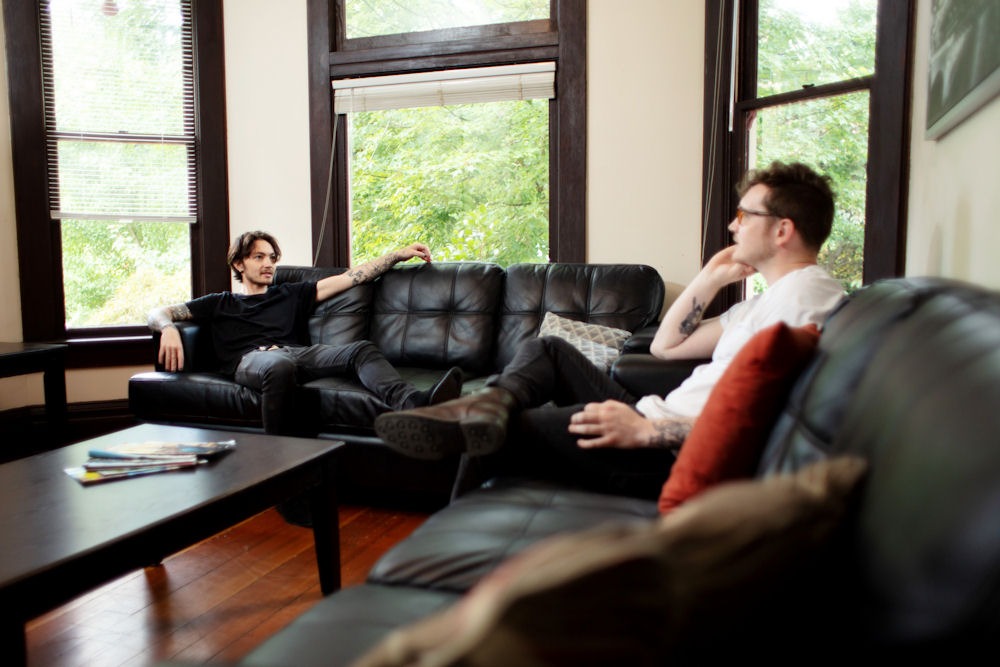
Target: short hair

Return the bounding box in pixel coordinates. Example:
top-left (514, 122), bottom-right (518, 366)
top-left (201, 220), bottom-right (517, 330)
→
top-left (737, 161), bottom-right (835, 252)
top-left (227, 231), bottom-right (281, 282)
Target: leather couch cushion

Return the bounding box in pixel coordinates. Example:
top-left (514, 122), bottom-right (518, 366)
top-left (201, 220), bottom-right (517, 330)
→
top-left (830, 284), bottom-right (1000, 646)
top-left (367, 478), bottom-right (659, 593)
top-left (496, 263), bottom-right (665, 369)
top-left (353, 457), bottom-right (867, 666)
top-left (369, 262), bottom-right (505, 375)
top-left (241, 585), bottom-right (461, 667)
top-left (129, 371), bottom-right (264, 429)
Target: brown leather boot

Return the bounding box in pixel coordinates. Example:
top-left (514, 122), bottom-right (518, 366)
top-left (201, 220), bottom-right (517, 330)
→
top-left (374, 387), bottom-right (517, 460)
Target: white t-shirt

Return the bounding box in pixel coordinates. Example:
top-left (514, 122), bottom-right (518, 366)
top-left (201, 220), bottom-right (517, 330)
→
top-left (635, 265), bottom-right (844, 420)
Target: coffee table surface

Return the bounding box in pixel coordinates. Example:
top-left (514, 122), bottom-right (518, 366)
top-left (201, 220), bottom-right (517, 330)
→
top-left (0, 423), bottom-right (343, 607)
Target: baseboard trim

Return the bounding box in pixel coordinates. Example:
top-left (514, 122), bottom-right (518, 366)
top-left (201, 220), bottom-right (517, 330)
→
top-left (0, 399), bottom-right (139, 461)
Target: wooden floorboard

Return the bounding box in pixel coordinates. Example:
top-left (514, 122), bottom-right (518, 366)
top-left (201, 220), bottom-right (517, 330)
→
top-left (25, 505), bottom-right (429, 667)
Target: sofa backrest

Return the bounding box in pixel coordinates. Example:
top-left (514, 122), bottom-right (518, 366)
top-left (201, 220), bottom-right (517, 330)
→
top-left (278, 263), bottom-right (506, 375)
top-left (757, 278), bottom-right (946, 474)
top-left (279, 262), bottom-right (665, 376)
top-left (831, 280), bottom-right (1000, 646)
top-left (368, 262), bottom-right (505, 375)
top-left (761, 277), bottom-right (1000, 646)
top-left (276, 265), bottom-right (375, 346)
top-left (495, 263), bottom-right (665, 369)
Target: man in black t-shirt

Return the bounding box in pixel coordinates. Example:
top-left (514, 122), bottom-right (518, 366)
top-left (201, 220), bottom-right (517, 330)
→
top-left (147, 230), bottom-right (462, 434)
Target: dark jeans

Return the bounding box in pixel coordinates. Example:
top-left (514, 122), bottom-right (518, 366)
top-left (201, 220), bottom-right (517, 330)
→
top-left (235, 340), bottom-right (416, 434)
top-left (487, 336), bottom-right (677, 499)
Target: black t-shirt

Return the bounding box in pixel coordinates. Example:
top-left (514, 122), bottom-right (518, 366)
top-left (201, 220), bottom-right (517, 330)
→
top-left (186, 281), bottom-right (317, 374)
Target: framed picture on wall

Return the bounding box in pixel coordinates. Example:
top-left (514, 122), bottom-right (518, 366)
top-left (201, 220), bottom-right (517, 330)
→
top-left (926, 0), bottom-right (1000, 139)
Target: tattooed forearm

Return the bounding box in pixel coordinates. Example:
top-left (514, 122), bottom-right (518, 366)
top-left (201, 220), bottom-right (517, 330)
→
top-left (147, 304), bottom-right (192, 331)
top-left (678, 297), bottom-right (705, 337)
top-left (647, 418), bottom-right (693, 450)
top-left (346, 252), bottom-right (400, 286)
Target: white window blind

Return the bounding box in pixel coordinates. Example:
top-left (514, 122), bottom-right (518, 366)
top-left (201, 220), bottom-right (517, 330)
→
top-left (41, 0), bottom-right (197, 223)
top-left (332, 62), bottom-right (556, 113)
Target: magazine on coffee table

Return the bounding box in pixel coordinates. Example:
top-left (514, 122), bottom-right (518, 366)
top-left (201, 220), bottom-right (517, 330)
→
top-left (64, 460), bottom-right (199, 485)
top-left (64, 439), bottom-right (236, 485)
top-left (86, 439), bottom-right (237, 461)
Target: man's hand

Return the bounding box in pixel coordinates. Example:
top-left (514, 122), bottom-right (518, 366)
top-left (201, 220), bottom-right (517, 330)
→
top-left (157, 326), bottom-right (185, 372)
top-left (569, 400), bottom-right (658, 449)
top-left (328, 242), bottom-right (434, 301)
top-left (700, 245), bottom-right (756, 290)
top-left (395, 242), bottom-right (432, 263)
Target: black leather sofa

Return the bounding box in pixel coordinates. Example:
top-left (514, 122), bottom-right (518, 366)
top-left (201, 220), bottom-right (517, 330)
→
top-left (128, 261), bottom-right (665, 503)
top-left (239, 277), bottom-right (1000, 664)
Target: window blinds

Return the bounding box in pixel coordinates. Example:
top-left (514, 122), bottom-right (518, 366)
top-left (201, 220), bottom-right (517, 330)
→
top-left (332, 62), bottom-right (556, 113)
top-left (40, 0), bottom-right (197, 223)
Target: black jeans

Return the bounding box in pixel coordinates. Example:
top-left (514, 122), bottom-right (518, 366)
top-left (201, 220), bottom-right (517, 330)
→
top-left (235, 340), bottom-right (416, 434)
top-left (488, 336), bottom-right (677, 499)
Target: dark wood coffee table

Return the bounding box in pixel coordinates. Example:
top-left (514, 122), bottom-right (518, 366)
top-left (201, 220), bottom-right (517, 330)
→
top-left (0, 423), bottom-right (344, 667)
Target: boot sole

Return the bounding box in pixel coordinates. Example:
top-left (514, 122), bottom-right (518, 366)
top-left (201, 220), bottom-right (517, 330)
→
top-left (374, 413), bottom-right (504, 461)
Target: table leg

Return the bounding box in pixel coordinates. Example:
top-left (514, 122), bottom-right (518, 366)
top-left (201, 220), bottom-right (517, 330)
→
top-left (0, 616), bottom-right (26, 667)
top-left (42, 355), bottom-right (68, 442)
top-left (307, 458), bottom-right (341, 595)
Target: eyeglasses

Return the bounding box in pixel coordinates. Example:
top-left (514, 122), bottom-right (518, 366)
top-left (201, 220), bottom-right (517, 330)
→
top-left (735, 206), bottom-right (778, 223)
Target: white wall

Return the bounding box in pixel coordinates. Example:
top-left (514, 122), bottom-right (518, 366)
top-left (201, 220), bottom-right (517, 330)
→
top-left (587, 0), bottom-right (704, 304)
top-left (905, 0), bottom-right (1000, 288)
top-left (223, 0), bottom-right (314, 270)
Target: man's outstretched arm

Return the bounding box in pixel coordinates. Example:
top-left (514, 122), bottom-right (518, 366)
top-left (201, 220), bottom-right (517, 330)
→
top-left (315, 243), bottom-right (432, 303)
top-left (148, 303), bottom-right (193, 372)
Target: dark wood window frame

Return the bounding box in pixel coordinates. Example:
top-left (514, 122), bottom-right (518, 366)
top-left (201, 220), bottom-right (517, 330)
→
top-left (702, 0), bottom-right (913, 312)
top-left (3, 0), bottom-right (230, 368)
top-left (306, 0), bottom-right (586, 267)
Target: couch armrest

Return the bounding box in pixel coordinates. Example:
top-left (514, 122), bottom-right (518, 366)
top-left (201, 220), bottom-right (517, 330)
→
top-left (610, 354), bottom-right (707, 398)
top-left (621, 324), bottom-right (659, 354)
top-left (152, 321), bottom-right (217, 373)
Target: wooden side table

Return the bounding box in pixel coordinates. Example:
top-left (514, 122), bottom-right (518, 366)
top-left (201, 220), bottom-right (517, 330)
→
top-left (0, 342), bottom-right (68, 442)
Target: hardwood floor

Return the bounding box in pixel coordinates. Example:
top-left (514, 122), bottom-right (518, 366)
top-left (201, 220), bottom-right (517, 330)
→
top-left (25, 504), bottom-right (429, 667)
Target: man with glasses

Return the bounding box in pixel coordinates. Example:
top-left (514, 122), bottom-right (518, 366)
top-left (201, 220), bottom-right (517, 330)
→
top-left (375, 161), bottom-right (844, 498)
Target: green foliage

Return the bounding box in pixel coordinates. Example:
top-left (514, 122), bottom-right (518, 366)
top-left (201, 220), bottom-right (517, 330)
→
top-left (61, 219), bottom-right (190, 328)
top-left (349, 100), bottom-right (549, 265)
top-left (755, 0), bottom-right (878, 292)
top-left (345, 0), bottom-right (548, 38)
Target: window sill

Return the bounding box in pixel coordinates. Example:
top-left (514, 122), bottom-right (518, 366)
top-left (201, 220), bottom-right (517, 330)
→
top-left (63, 334), bottom-right (155, 369)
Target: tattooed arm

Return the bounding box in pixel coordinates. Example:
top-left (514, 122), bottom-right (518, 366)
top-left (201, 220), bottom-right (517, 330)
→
top-left (649, 246), bottom-right (755, 360)
top-left (569, 400), bottom-right (694, 450)
top-left (315, 243), bottom-right (432, 303)
top-left (148, 303), bottom-right (193, 372)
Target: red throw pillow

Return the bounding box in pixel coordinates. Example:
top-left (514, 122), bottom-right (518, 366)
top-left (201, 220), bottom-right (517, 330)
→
top-left (658, 322), bottom-right (820, 514)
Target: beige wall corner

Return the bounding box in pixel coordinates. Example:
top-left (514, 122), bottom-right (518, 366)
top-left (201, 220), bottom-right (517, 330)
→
top-left (586, 0), bottom-right (705, 303)
top-left (223, 0), bottom-right (314, 270)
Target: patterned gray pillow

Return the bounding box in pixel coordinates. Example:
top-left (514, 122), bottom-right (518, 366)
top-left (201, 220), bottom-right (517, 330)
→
top-left (538, 312), bottom-right (632, 370)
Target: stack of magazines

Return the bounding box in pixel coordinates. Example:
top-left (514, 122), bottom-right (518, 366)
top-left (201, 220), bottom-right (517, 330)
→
top-left (64, 439), bottom-right (236, 485)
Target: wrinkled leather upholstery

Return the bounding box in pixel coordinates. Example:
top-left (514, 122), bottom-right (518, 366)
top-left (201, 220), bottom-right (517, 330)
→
top-left (128, 261), bottom-right (665, 499)
top-left (242, 278), bottom-right (1000, 663)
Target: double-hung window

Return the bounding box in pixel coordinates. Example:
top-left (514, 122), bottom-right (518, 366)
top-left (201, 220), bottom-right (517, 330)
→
top-left (308, 0), bottom-right (586, 267)
top-left (5, 0), bottom-right (228, 363)
top-left (43, 0), bottom-right (195, 329)
top-left (703, 0), bottom-right (912, 304)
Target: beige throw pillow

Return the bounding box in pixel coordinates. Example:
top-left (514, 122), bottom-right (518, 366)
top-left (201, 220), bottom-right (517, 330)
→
top-left (538, 312), bottom-right (632, 371)
top-left (351, 456), bottom-right (868, 667)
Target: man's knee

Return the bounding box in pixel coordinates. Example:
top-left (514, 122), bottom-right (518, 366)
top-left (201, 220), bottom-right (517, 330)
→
top-left (236, 351), bottom-right (297, 388)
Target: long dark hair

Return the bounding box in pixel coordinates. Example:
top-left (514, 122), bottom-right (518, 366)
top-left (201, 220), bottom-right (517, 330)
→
top-left (227, 231), bottom-right (281, 282)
